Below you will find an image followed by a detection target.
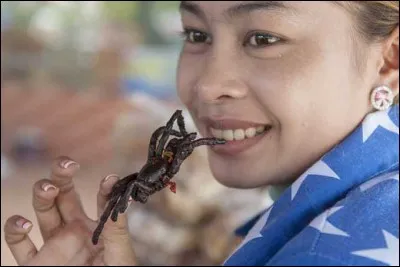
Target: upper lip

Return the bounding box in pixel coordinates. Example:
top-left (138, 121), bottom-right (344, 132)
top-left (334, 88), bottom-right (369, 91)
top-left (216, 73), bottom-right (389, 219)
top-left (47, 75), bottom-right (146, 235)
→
top-left (201, 117), bottom-right (270, 130)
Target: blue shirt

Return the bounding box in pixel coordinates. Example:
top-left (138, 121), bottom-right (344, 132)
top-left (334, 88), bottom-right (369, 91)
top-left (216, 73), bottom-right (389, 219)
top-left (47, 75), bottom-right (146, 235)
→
top-left (224, 105), bottom-right (399, 266)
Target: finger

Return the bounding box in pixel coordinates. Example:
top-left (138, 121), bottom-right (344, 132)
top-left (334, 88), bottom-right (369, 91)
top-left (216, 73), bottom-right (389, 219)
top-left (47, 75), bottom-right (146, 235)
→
top-left (102, 203), bottom-right (137, 266)
top-left (32, 179), bottom-right (62, 241)
top-left (97, 174), bottom-right (120, 219)
top-left (49, 156), bottom-right (87, 223)
top-left (4, 215), bottom-right (38, 266)
top-left (29, 220), bottom-right (90, 266)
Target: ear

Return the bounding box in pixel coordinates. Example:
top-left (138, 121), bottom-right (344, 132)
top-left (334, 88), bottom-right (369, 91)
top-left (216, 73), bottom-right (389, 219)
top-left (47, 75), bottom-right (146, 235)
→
top-left (379, 26), bottom-right (399, 99)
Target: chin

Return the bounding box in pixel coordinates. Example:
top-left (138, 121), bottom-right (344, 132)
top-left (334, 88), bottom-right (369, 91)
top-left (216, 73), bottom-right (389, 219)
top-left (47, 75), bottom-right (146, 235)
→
top-left (206, 149), bottom-right (278, 189)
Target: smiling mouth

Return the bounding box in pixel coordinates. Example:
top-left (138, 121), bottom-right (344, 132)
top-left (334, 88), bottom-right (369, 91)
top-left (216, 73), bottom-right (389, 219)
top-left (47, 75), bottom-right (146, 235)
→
top-left (209, 125), bottom-right (272, 141)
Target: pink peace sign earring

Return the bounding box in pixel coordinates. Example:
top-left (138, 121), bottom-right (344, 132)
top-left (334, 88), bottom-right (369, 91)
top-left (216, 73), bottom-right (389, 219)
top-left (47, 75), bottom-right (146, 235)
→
top-left (370, 85), bottom-right (394, 111)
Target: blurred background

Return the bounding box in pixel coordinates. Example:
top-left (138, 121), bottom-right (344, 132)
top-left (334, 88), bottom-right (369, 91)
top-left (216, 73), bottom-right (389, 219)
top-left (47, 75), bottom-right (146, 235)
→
top-left (1, 1), bottom-right (272, 265)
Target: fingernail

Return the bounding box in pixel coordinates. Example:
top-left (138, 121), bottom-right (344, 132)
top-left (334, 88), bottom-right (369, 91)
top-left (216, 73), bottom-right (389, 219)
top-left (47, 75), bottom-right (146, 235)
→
top-left (128, 196), bottom-right (133, 203)
top-left (15, 219), bottom-right (24, 228)
top-left (16, 219), bottom-right (32, 229)
top-left (42, 183), bottom-right (57, 192)
top-left (103, 174), bottom-right (119, 183)
top-left (60, 160), bottom-right (79, 169)
top-left (22, 222), bottom-right (32, 229)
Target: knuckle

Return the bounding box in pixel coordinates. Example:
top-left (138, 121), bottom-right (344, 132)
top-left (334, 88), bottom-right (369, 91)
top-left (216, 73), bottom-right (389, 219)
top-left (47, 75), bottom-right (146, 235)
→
top-left (32, 199), bottom-right (55, 212)
top-left (56, 182), bottom-right (75, 194)
top-left (5, 234), bottom-right (26, 245)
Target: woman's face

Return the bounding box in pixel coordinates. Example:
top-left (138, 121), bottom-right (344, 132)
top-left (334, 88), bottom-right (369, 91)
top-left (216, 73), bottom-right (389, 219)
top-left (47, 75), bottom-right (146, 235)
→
top-left (176, 1), bottom-right (381, 188)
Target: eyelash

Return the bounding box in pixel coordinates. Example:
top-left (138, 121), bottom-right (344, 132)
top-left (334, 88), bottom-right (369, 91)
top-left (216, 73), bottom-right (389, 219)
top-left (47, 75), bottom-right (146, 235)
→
top-left (180, 28), bottom-right (282, 48)
top-left (180, 28), bottom-right (212, 44)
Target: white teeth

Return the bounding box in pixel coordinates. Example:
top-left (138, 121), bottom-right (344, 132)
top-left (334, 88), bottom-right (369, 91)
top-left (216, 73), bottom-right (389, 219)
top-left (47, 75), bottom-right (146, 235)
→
top-left (233, 129), bottom-right (245, 141)
top-left (245, 127), bottom-right (256, 138)
top-left (210, 126), bottom-right (269, 141)
top-left (210, 128), bottom-right (223, 139)
top-left (222, 130), bottom-right (234, 141)
top-left (256, 126), bottom-right (265, 133)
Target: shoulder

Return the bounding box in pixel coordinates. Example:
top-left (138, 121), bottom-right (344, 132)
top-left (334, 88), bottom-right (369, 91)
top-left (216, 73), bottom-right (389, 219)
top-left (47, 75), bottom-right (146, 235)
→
top-left (267, 171), bottom-right (399, 266)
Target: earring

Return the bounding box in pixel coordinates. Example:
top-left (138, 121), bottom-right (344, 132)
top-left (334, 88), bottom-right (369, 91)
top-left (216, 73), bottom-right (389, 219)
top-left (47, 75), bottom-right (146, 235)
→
top-left (370, 85), bottom-right (394, 111)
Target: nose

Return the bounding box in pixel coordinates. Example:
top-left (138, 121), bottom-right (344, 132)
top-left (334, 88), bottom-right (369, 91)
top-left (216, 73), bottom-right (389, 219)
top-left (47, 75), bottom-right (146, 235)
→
top-left (195, 53), bottom-right (248, 104)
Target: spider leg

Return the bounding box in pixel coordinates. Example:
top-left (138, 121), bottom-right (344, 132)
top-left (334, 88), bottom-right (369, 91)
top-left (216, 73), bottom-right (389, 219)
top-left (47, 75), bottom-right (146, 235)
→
top-left (161, 133), bottom-right (197, 170)
top-left (111, 181), bottom-right (155, 221)
top-left (110, 178), bottom-right (138, 221)
top-left (107, 173), bottom-right (138, 200)
top-left (160, 133), bottom-right (198, 191)
top-left (166, 137), bottom-right (225, 177)
top-left (148, 126), bottom-right (182, 160)
top-left (165, 148), bottom-right (190, 178)
top-left (104, 173), bottom-right (135, 218)
top-left (176, 111), bottom-right (188, 136)
top-left (187, 137), bottom-right (226, 148)
top-left (155, 110), bottom-right (183, 157)
top-left (91, 172), bottom-right (139, 244)
top-left (92, 194), bottom-right (120, 245)
top-left (165, 132), bottom-right (197, 159)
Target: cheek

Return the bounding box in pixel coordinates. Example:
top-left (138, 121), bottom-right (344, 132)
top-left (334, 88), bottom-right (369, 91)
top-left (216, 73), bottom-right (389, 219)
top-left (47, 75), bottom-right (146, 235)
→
top-left (176, 54), bottom-right (198, 107)
top-left (247, 56), bottom-right (317, 133)
top-left (250, 43), bottom-right (355, 124)
top-left (247, 43), bottom-right (361, 157)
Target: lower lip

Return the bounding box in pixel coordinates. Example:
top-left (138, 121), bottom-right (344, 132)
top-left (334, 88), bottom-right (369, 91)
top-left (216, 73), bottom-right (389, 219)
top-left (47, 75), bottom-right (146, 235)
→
top-left (209, 128), bottom-right (271, 156)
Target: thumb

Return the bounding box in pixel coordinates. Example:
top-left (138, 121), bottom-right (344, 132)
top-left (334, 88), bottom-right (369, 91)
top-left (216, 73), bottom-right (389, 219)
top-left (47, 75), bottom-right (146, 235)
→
top-left (102, 208), bottom-right (137, 266)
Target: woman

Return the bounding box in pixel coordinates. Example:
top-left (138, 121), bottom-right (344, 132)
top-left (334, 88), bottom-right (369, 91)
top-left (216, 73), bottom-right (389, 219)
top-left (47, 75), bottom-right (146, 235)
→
top-left (4, 1), bottom-right (399, 266)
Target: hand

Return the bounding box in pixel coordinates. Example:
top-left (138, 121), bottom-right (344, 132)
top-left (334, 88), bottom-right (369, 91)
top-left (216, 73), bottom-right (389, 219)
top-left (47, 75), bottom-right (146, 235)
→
top-left (4, 156), bottom-right (137, 266)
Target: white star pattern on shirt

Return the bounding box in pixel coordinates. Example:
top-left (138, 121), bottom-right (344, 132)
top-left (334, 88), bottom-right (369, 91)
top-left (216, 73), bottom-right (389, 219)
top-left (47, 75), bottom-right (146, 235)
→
top-left (360, 171), bottom-right (399, 192)
top-left (352, 230), bottom-right (399, 266)
top-left (362, 108), bottom-right (399, 143)
top-left (225, 207), bottom-right (273, 262)
top-left (309, 206), bottom-right (349, 237)
top-left (291, 160), bottom-right (340, 200)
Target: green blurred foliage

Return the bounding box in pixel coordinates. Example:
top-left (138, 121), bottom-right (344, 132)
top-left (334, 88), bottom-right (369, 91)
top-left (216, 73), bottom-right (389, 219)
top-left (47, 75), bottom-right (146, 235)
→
top-left (100, 1), bottom-right (180, 44)
top-left (2, 1), bottom-right (181, 45)
top-left (101, 1), bottom-right (140, 22)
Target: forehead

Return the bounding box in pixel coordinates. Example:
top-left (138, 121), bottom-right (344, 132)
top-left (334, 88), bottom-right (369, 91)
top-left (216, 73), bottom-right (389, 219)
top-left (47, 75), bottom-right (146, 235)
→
top-left (180, 1), bottom-right (332, 20)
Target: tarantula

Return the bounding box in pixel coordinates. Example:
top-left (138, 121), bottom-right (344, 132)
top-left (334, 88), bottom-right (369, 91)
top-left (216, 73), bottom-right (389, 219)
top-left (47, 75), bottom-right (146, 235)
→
top-left (92, 110), bottom-right (225, 245)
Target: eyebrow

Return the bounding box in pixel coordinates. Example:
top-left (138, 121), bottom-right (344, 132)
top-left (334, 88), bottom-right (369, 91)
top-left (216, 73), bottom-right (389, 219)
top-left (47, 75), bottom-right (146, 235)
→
top-left (179, 1), bottom-right (296, 20)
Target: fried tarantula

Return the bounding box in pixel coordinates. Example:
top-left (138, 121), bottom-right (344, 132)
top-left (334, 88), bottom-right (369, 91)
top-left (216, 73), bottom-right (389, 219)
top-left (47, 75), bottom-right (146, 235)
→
top-left (92, 110), bottom-right (225, 245)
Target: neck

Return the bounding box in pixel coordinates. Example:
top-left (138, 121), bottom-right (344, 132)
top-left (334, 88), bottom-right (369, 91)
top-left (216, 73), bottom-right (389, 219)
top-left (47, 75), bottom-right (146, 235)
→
top-left (268, 183), bottom-right (291, 202)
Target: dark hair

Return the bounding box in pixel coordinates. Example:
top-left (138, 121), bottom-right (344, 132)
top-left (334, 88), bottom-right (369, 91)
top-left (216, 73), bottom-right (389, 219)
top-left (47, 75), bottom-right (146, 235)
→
top-left (336, 1), bottom-right (399, 104)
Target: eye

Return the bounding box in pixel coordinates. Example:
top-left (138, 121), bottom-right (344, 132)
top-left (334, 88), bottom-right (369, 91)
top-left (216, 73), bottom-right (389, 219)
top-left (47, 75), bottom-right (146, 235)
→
top-left (182, 28), bottom-right (211, 44)
top-left (245, 32), bottom-right (281, 47)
